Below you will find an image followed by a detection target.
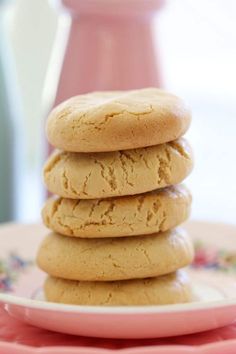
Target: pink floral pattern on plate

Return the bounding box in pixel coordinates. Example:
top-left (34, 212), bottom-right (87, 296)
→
top-left (0, 253), bottom-right (32, 293)
top-left (193, 241), bottom-right (236, 272)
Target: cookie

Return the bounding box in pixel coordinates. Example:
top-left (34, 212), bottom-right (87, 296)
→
top-left (42, 185), bottom-right (191, 238)
top-left (46, 88), bottom-right (191, 152)
top-left (44, 138), bottom-right (193, 199)
top-left (37, 228), bottom-right (194, 281)
top-left (44, 271), bottom-right (193, 306)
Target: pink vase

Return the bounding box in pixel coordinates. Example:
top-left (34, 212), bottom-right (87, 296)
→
top-left (54, 0), bottom-right (165, 105)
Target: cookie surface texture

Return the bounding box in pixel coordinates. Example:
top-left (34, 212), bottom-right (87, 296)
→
top-left (44, 138), bottom-right (193, 199)
top-left (46, 88), bottom-right (191, 152)
top-left (37, 228), bottom-right (194, 281)
top-left (42, 185), bottom-right (191, 238)
top-left (44, 271), bottom-right (193, 306)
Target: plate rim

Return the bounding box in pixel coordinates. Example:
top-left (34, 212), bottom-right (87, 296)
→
top-left (1, 291), bottom-right (236, 315)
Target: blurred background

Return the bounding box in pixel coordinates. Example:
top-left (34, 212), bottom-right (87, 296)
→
top-left (0, 0), bottom-right (235, 224)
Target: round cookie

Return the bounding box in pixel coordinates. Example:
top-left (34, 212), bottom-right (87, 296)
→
top-left (42, 185), bottom-right (191, 238)
top-left (46, 88), bottom-right (191, 152)
top-left (44, 271), bottom-right (193, 306)
top-left (37, 228), bottom-right (194, 281)
top-left (44, 138), bottom-right (193, 199)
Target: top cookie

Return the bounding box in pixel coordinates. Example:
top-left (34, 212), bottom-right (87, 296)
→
top-left (46, 88), bottom-right (191, 152)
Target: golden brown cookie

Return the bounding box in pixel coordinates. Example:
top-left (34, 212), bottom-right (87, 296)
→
top-left (44, 271), bottom-right (193, 306)
top-left (37, 228), bottom-right (194, 281)
top-left (42, 185), bottom-right (191, 238)
top-left (46, 88), bottom-right (191, 152)
top-left (44, 138), bottom-right (193, 199)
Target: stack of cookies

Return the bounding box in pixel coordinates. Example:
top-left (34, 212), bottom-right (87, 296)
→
top-left (37, 88), bottom-right (194, 306)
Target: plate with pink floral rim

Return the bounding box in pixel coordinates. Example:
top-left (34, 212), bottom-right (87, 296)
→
top-left (1, 222), bottom-right (236, 344)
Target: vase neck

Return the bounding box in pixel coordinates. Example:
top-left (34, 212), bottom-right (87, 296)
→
top-left (62, 0), bottom-right (165, 18)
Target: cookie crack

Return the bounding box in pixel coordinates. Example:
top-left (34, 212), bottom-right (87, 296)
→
top-left (137, 196), bottom-right (145, 212)
top-left (94, 160), bottom-right (117, 191)
top-left (120, 151), bottom-right (136, 163)
top-left (81, 220), bottom-right (116, 228)
top-left (102, 202), bottom-right (115, 223)
top-left (44, 153), bottom-right (63, 175)
top-left (169, 141), bottom-right (190, 159)
top-left (72, 200), bottom-right (81, 213)
top-left (102, 292), bottom-right (113, 305)
top-left (159, 210), bottom-right (167, 231)
top-left (119, 152), bottom-right (134, 187)
top-left (51, 198), bottom-right (63, 218)
top-left (82, 172), bottom-right (91, 196)
top-left (152, 200), bottom-right (162, 214)
top-left (62, 170), bottom-right (68, 190)
top-left (137, 246), bottom-right (153, 265)
top-left (88, 201), bottom-right (97, 218)
top-left (83, 105), bottom-right (154, 129)
top-left (56, 215), bottom-right (75, 236)
top-left (146, 210), bottom-right (154, 226)
top-left (107, 255), bottom-right (127, 276)
top-left (62, 169), bottom-right (78, 196)
top-left (157, 156), bottom-right (170, 184)
top-left (140, 153), bottom-right (150, 169)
